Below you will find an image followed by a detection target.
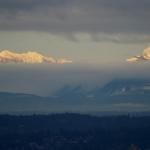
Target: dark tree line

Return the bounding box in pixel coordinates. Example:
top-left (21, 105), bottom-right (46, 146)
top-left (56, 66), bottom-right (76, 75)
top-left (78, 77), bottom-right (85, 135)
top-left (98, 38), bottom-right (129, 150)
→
top-left (0, 113), bottom-right (150, 150)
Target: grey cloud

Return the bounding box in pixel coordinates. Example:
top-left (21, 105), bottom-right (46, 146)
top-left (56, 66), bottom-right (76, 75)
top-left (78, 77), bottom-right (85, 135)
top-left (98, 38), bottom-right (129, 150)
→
top-left (0, 0), bottom-right (150, 42)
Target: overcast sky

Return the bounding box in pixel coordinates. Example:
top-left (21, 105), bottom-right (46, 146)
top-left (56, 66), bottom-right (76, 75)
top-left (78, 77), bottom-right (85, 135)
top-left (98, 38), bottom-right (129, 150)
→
top-left (0, 0), bottom-right (150, 95)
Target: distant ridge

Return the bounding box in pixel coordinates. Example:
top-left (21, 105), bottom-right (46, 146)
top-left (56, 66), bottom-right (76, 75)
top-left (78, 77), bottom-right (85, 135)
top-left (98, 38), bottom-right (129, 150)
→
top-left (0, 79), bottom-right (150, 114)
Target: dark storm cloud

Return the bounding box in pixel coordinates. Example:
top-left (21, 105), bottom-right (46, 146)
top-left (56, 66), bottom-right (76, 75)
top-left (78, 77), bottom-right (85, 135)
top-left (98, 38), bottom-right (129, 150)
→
top-left (0, 0), bottom-right (150, 42)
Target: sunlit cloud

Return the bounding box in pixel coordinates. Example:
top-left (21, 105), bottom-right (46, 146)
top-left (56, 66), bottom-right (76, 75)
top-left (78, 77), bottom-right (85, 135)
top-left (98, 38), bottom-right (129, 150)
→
top-left (0, 50), bottom-right (72, 64)
top-left (126, 47), bottom-right (150, 62)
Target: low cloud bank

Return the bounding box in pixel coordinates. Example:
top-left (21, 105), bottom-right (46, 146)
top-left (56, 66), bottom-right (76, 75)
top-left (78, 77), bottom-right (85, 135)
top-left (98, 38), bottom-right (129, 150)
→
top-left (0, 50), bottom-right (72, 64)
top-left (127, 47), bottom-right (150, 62)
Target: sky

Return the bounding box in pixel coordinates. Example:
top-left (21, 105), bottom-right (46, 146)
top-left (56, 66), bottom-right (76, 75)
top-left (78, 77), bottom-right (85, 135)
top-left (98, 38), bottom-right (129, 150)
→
top-left (0, 0), bottom-right (150, 96)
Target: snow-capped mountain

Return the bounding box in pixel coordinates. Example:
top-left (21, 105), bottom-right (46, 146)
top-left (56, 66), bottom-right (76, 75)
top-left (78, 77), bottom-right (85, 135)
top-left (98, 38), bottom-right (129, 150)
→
top-left (94, 79), bottom-right (150, 96)
top-left (92, 79), bottom-right (150, 104)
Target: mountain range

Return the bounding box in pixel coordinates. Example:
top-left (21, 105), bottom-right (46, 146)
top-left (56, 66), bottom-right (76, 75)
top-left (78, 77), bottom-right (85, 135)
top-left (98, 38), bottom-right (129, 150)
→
top-left (0, 79), bottom-right (150, 114)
